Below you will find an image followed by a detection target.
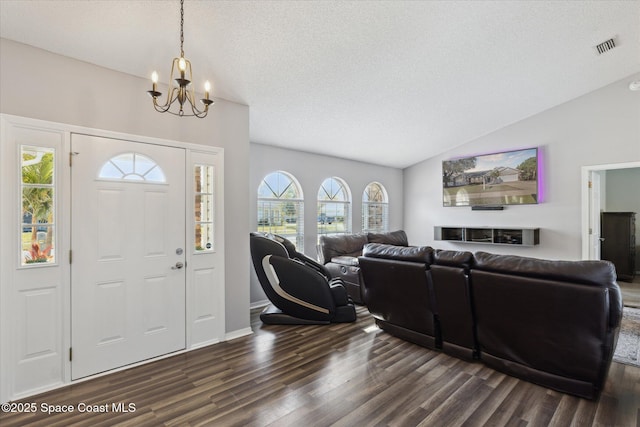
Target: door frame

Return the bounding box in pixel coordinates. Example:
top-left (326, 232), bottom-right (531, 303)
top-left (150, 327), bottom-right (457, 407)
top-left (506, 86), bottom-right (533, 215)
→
top-left (581, 161), bottom-right (640, 260)
top-left (0, 114), bottom-right (225, 402)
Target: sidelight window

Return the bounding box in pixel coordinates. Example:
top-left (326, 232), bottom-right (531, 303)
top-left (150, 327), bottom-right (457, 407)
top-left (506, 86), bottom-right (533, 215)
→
top-left (21, 146), bottom-right (56, 266)
top-left (194, 164), bottom-right (215, 252)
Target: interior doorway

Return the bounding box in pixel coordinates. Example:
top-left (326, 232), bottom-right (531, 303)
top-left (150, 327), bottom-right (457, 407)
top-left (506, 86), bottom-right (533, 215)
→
top-left (581, 161), bottom-right (640, 262)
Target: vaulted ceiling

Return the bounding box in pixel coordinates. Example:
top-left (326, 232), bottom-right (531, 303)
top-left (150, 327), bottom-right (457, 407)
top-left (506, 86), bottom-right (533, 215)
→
top-left (1, 1), bottom-right (639, 168)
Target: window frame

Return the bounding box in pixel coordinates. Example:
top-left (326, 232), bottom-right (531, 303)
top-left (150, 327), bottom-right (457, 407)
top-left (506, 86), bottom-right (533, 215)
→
top-left (194, 163), bottom-right (215, 253)
top-left (362, 181), bottom-right (389, 233)
top-left (317, 176), bottom-right (352, 239)
top-left (19, 145), bottom-right (57, 268)
top-left (257, 171), bottom-right (304, 249)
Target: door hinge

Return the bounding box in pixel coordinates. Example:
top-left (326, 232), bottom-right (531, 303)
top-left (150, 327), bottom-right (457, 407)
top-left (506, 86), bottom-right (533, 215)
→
top-left (69, 151), bottom-right (78, 167)
top-left (69, 249), bottom-right (72, 264)
top-left (69, 347), bottom-right (72, 362)
top-left (589, 228), bottom-right (593, 235)
top-left (588, 181), bottom-right (592, 189)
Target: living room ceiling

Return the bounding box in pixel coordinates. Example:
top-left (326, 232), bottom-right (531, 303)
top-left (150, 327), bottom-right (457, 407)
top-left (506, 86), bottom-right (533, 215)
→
top-left (1, 1), bottom-right (639, 168)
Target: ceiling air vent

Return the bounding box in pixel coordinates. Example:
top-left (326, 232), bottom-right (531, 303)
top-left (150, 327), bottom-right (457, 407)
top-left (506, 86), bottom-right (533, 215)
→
top-left (594, 37), bottom-right (617, 55)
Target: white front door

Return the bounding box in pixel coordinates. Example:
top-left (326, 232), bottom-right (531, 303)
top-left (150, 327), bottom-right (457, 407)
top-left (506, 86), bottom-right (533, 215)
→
top-left (71, 134), bottom-right (186, 379)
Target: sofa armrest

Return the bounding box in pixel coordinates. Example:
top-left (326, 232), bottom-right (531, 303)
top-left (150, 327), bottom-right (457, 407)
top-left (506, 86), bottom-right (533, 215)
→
top-left (330, 256), bottom-right (359, 267)
top-left (608, 283), bottom-right (623, 329)
top-left (318, 233), bottom-right (368, 264)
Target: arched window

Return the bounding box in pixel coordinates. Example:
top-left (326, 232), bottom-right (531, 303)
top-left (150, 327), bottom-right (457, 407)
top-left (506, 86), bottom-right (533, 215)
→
top-left (257, 171), bottom-right (304, 249)
top-left (317, 177), bottom-right (351, 239)
top-left (362, 182), bottom-right (389, 233)
top-left (98, 152), bottom-right (166, 183)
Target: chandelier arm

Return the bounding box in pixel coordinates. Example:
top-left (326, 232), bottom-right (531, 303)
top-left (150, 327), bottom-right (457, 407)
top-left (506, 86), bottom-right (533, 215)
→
top-left (153, 87), bottom-right (181, 112)
top-left (185, 89), bottom-right (208, 117)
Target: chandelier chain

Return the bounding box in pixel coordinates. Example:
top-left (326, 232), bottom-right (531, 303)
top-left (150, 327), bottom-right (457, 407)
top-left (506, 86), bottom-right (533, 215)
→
top-left (180, 0), bottom-right (184, 58)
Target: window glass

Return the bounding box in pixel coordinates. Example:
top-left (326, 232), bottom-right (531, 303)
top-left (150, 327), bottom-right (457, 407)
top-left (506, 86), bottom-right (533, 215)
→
top-left (195, 164), bottom-right (215, 252)
top-left (98, 152), bottom-right (166, 183)
top-left (257, 171), bottom-right (304, 249)
top-left (317, 177), bottom-right (351, 239)
top-left (21, 146), bottom-right (56, 266)
top-left (362, 182), bottom-right (389, 233)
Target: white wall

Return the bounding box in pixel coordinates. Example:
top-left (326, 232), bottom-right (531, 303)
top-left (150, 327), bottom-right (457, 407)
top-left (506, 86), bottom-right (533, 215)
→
top-left (0, 38), bottom-right (251, 334)
top-left (249, 143), bottom-right (403, 304)
top-left (404, 72), bottom-right (640, 260)
top-left (606, 167), bottom-right (640, 270)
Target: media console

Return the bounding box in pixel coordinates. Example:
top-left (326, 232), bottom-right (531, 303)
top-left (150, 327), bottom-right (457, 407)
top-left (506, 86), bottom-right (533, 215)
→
top-left (434, 226), bottom-right (540, 246)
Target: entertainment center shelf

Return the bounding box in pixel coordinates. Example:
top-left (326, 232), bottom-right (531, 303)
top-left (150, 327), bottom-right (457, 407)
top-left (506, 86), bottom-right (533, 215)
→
top-left (434, 226), bottom-right (540, 246)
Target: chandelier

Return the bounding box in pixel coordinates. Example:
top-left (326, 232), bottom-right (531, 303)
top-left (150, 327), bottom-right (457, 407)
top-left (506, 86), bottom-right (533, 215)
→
top-left (147, 0), bottom-right (213, 118)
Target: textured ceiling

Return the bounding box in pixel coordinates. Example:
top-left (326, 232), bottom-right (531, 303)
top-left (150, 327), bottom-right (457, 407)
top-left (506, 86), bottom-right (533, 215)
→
top-left (1, 1), bottom-right (639, 168)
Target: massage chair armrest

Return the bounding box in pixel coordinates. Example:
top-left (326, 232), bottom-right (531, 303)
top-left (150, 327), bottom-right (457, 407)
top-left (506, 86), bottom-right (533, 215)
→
top-left (267, 257), bottom-right (336, 313)
top-left (328, 279), bottom-right (349, 306)
top-left (294, 253), bottom-right (332, 279)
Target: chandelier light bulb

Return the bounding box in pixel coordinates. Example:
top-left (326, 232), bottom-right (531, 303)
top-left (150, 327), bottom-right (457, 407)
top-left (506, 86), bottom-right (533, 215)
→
top-left (151, 71), bottom-right (158, 84)
top-left (179, 58), bottom-right (186, 71)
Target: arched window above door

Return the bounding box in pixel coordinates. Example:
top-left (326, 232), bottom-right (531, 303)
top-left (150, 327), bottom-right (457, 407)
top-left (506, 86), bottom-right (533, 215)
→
top-left (98, 152), bottom-right (166, 183)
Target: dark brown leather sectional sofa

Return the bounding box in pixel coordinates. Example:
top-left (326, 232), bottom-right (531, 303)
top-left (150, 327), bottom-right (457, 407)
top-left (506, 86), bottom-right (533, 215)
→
top-left (359, 243), bottom-right (623, 400)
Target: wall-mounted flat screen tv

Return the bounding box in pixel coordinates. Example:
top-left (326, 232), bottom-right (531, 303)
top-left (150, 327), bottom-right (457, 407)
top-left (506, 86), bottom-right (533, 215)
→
top-left (443, 147), bottom-right (538, 207)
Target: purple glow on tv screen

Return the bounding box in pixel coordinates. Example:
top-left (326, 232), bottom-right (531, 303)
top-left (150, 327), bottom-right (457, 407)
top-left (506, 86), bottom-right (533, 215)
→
top-left (442, 148), bottom-right (539, 207)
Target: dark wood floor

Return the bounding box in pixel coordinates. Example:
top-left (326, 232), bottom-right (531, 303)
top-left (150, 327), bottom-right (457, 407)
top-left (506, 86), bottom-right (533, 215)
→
top-left (2, 306), bottom-right (638, 427)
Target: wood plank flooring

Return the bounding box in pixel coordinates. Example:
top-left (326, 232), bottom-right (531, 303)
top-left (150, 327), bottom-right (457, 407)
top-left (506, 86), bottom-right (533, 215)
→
top-left (1, 306), bottom-right (638, 426)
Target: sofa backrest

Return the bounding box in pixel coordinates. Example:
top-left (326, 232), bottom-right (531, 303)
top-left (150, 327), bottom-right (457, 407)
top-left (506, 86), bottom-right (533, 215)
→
top-left (473, 251), bottom-right (617, 287)
top-left (359, 245), bottom-right (436, 339)
top-left (473, 251), bottom-right (622, 329)
top-left (434, 249), bottom-right (474, 271)
top-left (362, 243), bottom-right (433, 264)
top-left (367, 230), bottom-right (409, 246)
top-left (470, 251), bottom-right (622, 398)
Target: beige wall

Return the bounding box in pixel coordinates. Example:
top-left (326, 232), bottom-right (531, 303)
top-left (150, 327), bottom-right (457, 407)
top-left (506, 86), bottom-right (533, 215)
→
top-left (404, 72), bottom-right (640, 260)
top-left (0, 38), bottom-right (251, 334)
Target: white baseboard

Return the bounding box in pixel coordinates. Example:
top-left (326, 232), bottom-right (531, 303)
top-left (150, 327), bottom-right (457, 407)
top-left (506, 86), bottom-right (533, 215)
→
top-left (250, 299), bottom-right (270, 310)
top-left (225, 327), bottom-right (253, 341)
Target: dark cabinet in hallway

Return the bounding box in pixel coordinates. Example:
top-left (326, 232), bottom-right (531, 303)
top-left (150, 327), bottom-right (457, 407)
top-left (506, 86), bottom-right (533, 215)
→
top-left (601, 212), bottom-right (636, 281)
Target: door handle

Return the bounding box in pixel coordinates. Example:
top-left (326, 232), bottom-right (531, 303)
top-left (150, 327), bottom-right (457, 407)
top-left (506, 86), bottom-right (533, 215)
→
top-left (172, 261), bottom-right (184, 270)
